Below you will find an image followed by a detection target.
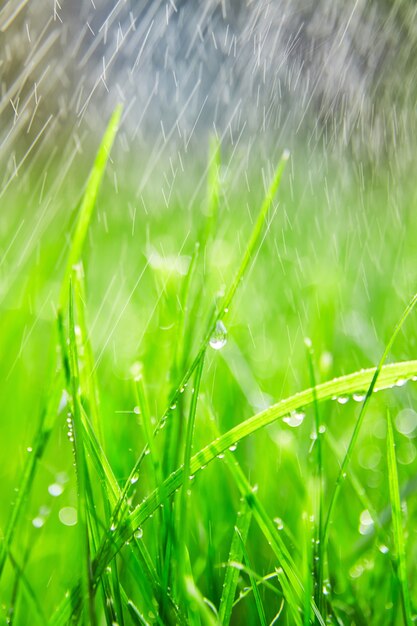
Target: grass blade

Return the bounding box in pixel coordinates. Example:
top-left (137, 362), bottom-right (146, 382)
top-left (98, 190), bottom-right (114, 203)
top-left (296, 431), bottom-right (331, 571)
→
top-left (305, 339), bottom-right (324, 616)
top-left (219, 501), bottom-right (252, 625)
top-left (67, 281), bottom-right (96, 625)
top-left (386, 410), bottom-right (413, 626)
top-left (59, 104), bottom-right (122, 310)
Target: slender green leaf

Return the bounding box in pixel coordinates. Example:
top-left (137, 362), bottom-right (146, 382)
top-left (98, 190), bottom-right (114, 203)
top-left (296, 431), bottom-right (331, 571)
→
top-left (59, 104), bottom-right (122, 309)
top-left (219, 502), bottom-right (252, 625)
top-left (386, 410), bottom-right (413, 626)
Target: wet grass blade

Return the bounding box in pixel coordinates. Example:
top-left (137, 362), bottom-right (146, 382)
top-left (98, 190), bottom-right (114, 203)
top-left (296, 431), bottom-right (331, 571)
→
top-left (67, 282), bottom-right (96, 625)
top-left (218, 501), bottom-right (252, 625)
top-left (386, 409), bottom-right (413, 626)
top-left (305, 339), bottom-right (324, 616)
top-left (59, 104), bottom-right (122, 310)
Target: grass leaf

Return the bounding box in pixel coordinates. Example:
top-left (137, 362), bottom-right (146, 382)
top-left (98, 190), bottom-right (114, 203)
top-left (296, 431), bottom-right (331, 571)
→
top-left (386, 410), bottom-right (413, 626)
top-left (59, 104), bottom-right (122, 310)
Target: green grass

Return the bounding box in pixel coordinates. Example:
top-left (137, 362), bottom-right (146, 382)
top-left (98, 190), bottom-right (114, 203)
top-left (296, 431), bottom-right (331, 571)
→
top-left (1, 106), bottom-right (417, 625)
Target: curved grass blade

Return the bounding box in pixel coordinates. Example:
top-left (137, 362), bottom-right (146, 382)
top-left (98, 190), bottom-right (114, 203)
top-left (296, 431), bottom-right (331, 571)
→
top-left (386, 410), bottom-right (413, 626)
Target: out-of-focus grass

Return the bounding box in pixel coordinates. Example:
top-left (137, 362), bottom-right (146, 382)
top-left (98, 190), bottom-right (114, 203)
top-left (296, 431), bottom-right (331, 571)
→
top-left (1, 112), bottom-right (417, 625)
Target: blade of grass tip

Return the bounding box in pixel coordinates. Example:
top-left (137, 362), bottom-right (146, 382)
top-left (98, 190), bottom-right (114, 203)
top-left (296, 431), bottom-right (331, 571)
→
top-left (92, 359), bottom-right (417, 580)
top-left (68, 281), bottom-right (96, 626)
top-left (106, 149), bottom-right (289, 545)
top-left (216, 149), bottom-right (289, 322)
top-left (386, 409), bottom-right (413, 626)
top-left (236, 529), bottom-right (267, 626)
top-left (219, 502), bottom-right (252, 626)
top-left (59, 104), bottom-right (122, 311)
top-left (305, 338), bottom-right (324, 617)
top-left (322, 292), bottom-right (417, 555)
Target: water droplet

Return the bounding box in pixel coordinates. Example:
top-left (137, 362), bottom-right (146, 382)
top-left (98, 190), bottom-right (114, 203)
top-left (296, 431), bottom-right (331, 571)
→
top-left (27, 447), bottom-right (33, 453)
top-left (32, 516), bottom-right (45, 528)
top-left (378, 544), bottom-right (389, 554)
top-left (110, 523), bottom-right (116, 532)
top-left (48, 483), bottom-right (64, 497)
top-left (395, 378), bottom-right (408, 388)
top-left (130, 474), bottom-right (139, 484)
top-left (282, 411), bottom-right (305, 427)
top-left (209, 320), bottom-right (227, 350)
top-left (59, 507), bottom-right (78, 527)
top-left (189, 474), bottom-right (195, 481)
top-left (130, 361), bottom-right (143, 381)
top-left (170, 403), bottom-right (177, 410)
top-left (133, 406), bottom-right (140, 415)
top-left (323, 582), bottom-right (331, 596)
top-left (134, 528), bottom-right (143, 539)
top-left (228, 443), bottom-right (238, 452)
top-left (359, 509), bottom-right (374, 535)
top-left (217, 453), bottom-right (225, 459)
top-left (304, 337), bottom-right (313, 349)
top-left (274, 517), bottom-right (284, 530)
top-left (352, 392), bottom-right (366, 402)
top-left (336, 396), bottom-right (349, 405)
